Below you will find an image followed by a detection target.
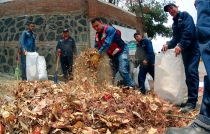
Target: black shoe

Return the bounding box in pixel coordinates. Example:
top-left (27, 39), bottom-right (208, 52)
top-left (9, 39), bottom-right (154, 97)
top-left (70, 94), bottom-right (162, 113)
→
top-left (181, 102), bottom-right (188, 107)
top-left (181, 104), bottom-right (195, 113)
top-left (165, 124), bottom-right (210, 134)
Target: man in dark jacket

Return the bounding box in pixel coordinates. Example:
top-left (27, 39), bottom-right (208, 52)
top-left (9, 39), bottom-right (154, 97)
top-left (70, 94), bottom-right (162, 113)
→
top-left (56, 29), bottom-right (77, 80)
top-left (162, 3), bottom-right (200, 113)
top-left (134, 33), bottom-right (155, 94)
top-left (165, 1), bottom-right (210, 134)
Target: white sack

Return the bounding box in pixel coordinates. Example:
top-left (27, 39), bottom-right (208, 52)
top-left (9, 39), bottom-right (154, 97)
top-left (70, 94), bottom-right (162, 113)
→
top-left (154, 49), bottom-right (186, 105)
top-left (133, 65), bottom-right (151, 91)
top-left (37, 56), bottom-right (48, 80)
top-left (26, 52), bottom-right (39, 81)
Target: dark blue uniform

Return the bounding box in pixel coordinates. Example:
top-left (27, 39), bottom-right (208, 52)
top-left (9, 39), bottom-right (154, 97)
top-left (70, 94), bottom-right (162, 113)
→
top-left (137, 38), bottom-right (155, 94)
top-left (167, 11), bottom-right (200, 108)
top-left (56, 36), bottom-right (77, 79)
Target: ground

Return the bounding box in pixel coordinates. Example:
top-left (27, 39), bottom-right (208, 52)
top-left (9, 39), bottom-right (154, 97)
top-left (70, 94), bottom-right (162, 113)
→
top-left (0, 63), bottom-right (207, 108)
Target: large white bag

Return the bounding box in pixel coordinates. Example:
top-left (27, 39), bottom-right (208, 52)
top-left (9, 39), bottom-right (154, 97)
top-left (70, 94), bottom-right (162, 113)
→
top-left (26, 52), bottom-right (39, 81)
top-left (154, 50), bottom-right (186, 105)
top-left (133, 65), bottom-right (151, 91)
top-left (26, 52), bottom-right (48, 81)
top-left (37, 56), bottom-right (48, 80)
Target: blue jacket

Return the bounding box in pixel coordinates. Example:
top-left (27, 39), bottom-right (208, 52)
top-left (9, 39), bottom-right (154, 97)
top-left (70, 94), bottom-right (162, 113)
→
top-left (137, 38), bottom-right (155, 65)
top-left (167, 11), bottom-right (199, 51)
top-left (56, 36), bottom-right (77, 57)
top-left (20, 30), bottom-right (36, 52)
top-left (94, 25), bottom-right (126, 55)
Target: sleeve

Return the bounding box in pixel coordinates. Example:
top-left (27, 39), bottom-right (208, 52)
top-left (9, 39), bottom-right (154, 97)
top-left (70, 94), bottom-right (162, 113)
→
top-left (20, 31), bottom-right (26, 51)
top-left (167, 24), bottom-right (179, 49)
top-left (98, 27), bottom-right (116, 55)
top-left (72, 38), bottom-right (77, 55)
top-left (177, 12), bottom-right (195, 51)
top-left (144, 39), bottom-right (155, 62)
top-left (33, 35), bottom-right (36, 51)
top-left (56, 39), bottom-right (60, 51)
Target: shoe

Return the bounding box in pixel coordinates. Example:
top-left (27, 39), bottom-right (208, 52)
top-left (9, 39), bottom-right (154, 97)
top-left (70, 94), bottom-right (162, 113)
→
top-left (181, 104), bottom-right (195, 113)
top-left (180, 102), bottom-right (188, 107)
top-left (165, 124), bottom-right (210, 134)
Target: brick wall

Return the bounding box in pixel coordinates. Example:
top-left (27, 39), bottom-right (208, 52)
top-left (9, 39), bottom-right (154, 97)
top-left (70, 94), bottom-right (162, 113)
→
top-left (0, 0), bottom-right (143, 75)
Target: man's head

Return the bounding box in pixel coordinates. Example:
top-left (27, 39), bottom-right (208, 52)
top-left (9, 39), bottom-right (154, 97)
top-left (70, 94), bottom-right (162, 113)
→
top-left (63, 28), bottom-right (69, 37)
top-left (134, 33), bottom-right (143, 42)
top-left (164, 3), bottom-right (179, 18)
top-left (28, 23), bottom-right (35, 32)
top-left (91, 18), bottom-right (103, 32)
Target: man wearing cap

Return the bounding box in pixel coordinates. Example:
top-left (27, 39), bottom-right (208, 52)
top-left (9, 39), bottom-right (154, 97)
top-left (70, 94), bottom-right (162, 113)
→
top-left (164, 1), bottom-right (210, 134)
top-left (56, 28), bottom-right (77, 81)
top-left (162, 3), bottom-right (200, 113)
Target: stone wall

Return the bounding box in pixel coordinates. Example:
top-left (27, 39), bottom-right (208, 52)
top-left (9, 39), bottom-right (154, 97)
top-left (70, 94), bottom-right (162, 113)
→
top-left (0, 0), bottom-right (143, 76)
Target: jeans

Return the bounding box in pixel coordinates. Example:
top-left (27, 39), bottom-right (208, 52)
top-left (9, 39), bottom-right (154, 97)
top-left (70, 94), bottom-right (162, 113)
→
top-left (181, 49), bottom-right (200, 107)
top-left (193, 0), bottom-right (210, 131)
top-left (138, 65), bottom-right (154, 94)
top-left (20, 51), bottom-right (27, 81)
top-left (60, 56), bottom-right (73, 79)
top-left (111, 45), bottom-right (135, 89)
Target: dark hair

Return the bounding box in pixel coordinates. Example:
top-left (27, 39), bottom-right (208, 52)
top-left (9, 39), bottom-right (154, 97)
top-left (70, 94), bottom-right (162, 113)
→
top-left (134, 33), bottom-right (142, 38)
top-left (28, 22), bottom-right (35, 26)
top-left (91, 18), bottom-right (101, 24)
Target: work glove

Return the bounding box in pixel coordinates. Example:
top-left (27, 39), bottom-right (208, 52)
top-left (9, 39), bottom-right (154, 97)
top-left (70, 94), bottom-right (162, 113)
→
top-left (90, 53), bottom-right (100, 66)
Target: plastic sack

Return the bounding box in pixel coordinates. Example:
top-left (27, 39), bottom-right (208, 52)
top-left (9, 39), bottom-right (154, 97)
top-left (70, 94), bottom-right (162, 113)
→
top-left (26, 52), bottom-right (39, 81)
top-left (154, 49), bottom-right (186, 105)
top-left (37, 56), bottom-right (48, 80)
top-left (133, 65), bottom-right (151, 91)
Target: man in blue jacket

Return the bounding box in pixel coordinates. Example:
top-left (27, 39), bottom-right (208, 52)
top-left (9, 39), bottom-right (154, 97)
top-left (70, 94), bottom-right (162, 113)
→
top-left (162, 3), bottom-right (200, 113)
top-left (56, 29), bottom-right (77, 81)
top-left (165, 1), bottom-right (210, 134)
top-left (90, 18), bottom-right (135, 89)
top-left (20, 22), bottom-right (36, 81)
top-left (134, 33), bottom-right (155, 94)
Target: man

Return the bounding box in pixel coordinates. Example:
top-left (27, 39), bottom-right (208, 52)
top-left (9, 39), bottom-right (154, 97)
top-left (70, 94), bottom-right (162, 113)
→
top-left (162, 3), bottom-right (200, 113)
top-left (90, 18), bottom-right (135, 89)
top-left (134, 33), bottom-right (155, 94)
top-left (165, 0), bottom-right (210, 133)
top-left (20, 22), bottom-right (36, 81)
top-left (56, 28), bottom-right (77, 81)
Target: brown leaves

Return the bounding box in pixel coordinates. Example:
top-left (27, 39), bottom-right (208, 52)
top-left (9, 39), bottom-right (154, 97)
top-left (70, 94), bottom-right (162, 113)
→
top-left (0, 49), bottom-right (199, 134)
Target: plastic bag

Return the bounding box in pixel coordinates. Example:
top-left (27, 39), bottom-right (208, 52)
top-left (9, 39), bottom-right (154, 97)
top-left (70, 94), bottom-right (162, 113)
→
top-left (37, 56), bottom-right (48, 80)
top-left (133, 65), bottom-right (151, 91)
top-left (26, 52), bottom-right (48, 81)
top-left (154, 50), bottom-right (186, 105)
top-left (26, 52), bottom-right (39, 81)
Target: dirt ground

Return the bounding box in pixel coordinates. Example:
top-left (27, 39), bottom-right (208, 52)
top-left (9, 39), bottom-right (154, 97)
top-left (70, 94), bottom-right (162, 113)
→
top-left (0, 63), bottom-right (207, 108)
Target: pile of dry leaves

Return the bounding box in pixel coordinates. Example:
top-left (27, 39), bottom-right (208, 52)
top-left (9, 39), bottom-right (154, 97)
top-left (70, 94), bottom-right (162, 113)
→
top-left (0, 49), bottom-right (198, 134)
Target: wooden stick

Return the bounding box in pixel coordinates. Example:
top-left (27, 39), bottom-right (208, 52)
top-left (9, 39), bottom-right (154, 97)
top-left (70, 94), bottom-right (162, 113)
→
top-left (165, 114), bottom-right (196, 120)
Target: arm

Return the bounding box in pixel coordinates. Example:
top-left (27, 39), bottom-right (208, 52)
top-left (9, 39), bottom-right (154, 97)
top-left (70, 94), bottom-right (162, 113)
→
top-left (144, 39), bottom-right (154, 62)
top-left (166, 24), bottom-right (179, 49)
top-left (98, 27), bottom-right (115, 55)
top-left (177, 12), bottom-right (195, 51)
top-left (72, 38), bottom-right (77, 56)
top-left (20, 31), bottom-right (26, 51)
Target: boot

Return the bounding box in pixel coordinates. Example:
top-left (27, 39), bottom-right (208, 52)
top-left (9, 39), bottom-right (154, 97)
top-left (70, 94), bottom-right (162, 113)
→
top-left (165, 124), bottom-right (210, 134)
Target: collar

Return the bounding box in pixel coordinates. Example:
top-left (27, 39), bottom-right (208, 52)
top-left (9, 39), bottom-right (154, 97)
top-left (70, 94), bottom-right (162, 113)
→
top-left (173, 11), bottom-right (181, 21)
top-left (62, 36), bottom-right (70, 40)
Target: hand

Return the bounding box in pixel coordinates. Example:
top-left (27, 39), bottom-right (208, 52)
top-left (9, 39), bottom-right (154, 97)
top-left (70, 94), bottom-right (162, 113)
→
top-left (23, 50), bottom-right (27, 55)
top-left (90, 53), bottom-right (100, 66)
top-left (73, 55), bottom-right (77, 59)
top-left (162, 45), bottom-right (168, 52)
top-left (175, 46), bottom-right (182, 57)
top-left (143, 60), bottom-right (147, 66)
